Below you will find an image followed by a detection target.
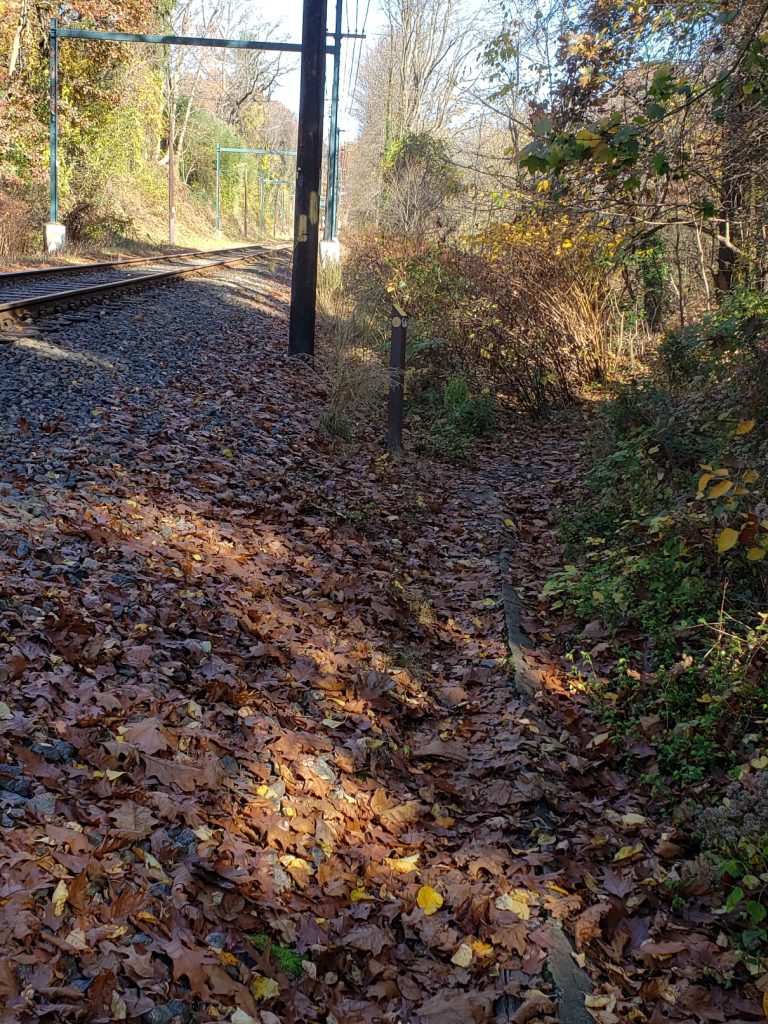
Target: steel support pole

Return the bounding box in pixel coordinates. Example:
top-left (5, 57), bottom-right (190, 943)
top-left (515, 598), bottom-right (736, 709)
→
top-left (215, 144), bottom-right (221, 233)
top-left (324, 0), bottom-right (342, 241)
top-left (244, 167), bottom-right (248, 239)
top-left (260, 174), bottom-right (265, 235)
top-left (49, 19), bottom-right (58, 224)
top-left (168, 79), bottom-right (176, 245)
top-left (288, 0), bottom-right (328, 358)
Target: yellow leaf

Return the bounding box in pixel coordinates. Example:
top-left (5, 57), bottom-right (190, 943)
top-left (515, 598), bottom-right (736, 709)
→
top-left (734, 419), bottom-right (756, 436)
top-left (763, 990), bottom-right (768, 1018)
top-left (620, 813), bottom-right (647, 827)
top-left (734, 486), bottom-right (750, 496)
top-left (749, 547), bottom-right (767, 561)
top-left (251, 975), bottom-right (280, 1001)
top-left (494, 889), bottom-right (533, 919)
top-left (52, 879), bottom-right (69, 917)
top-left (744, 469), bottom-right (759, 484)
top-left (750, 755), bottom-right (768, 769)
top-left (708, 480), bottom-right (733, 500)
top-left (451, 943), bottom-right (473, 967)
top-left (696, 472), bottom-right (713, 495)
top-left (614, 843), bottom-right (643, 862)
top-left (135, 911), bottom-right (162, 927)
top-left (416, 885), bottom-right (444, 915)
top-left (712, 467), bottom-right (730, 477)
top-left (219, 950), bottom-right (239, 967)
top-left (350, 886), bottom-right (375, 902)
top-left (717, 528), bottom-right (740, 553)
top-left (385, 854), bottom-right (419, 874)
top-left (470, 939), bottom-right (494, 957)
top-left (546, 882), bottom-right (570, 896)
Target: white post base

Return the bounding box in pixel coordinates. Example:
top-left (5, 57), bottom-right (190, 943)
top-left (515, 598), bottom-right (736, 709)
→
top-left (320, 240), bottom-right (341, 264)
top-left (44, 222), bottom-right (67, 253)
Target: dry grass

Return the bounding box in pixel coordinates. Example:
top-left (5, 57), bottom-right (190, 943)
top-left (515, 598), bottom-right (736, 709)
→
top-left (315, 261), bottom-right (391, 439)
top-left (0, 190), bottom-right (38, 260)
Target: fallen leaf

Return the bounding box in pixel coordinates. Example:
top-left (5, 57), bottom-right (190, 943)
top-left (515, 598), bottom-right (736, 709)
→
top-left (52, 879), bottom-right (68, 917)
top-left (717, 527), bottom-right (740, 553)
top-left (231, 1012), bottom-right (259, 1024)
top-left (734, 418), bottom-right (756, 435)
top-left (417, 885), bottom-right (444, 916)
top-left (451, 943), bottom-right (473, 967)
top-left (614, 843), bottom-right (643, 862)
top-left (385, 853), bottom-right (419, 874)
top-left (709, 480), bottom-right (733, 500)
top-left (495, 889), bottom-right (534, 919)
top-left (251, 975), bottom-right (280, 1001)
top-left (64, 928), bottom-right (88, 950)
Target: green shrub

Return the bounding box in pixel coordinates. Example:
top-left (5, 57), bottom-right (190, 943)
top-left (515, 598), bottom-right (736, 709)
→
top-left (410, 374), bottom-right (496, 461)
top-left (342, 229), bottom-right (610, 416)
top-left (549, 291), bottom-right (768, 800)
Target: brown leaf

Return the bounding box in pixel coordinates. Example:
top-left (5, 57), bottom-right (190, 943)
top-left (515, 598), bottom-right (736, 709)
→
top-left (411, 738), bottom-right (469, 763)
top-left (574, 902), bottom-right (608, 951)
top-left (123, 717), bottom-right (170, 754)
top-left (512, 995), bottom-right (557, 1024)
top-left (345, 924), bottom-right (392, 954)
top-left (109, 800), bottom-right (156, 837)
top-left (417, 991), bottom-right (493, 1023)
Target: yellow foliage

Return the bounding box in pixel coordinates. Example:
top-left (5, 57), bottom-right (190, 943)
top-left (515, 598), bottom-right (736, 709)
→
top-left (416, 885), bottom-right (444, 915)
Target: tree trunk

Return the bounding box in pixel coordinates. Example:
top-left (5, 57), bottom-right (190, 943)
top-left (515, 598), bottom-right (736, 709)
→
top-left (8, 0), bottom-right (30, 78)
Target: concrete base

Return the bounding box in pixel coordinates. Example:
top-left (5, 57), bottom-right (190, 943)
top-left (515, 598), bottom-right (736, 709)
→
top-left (44, 222), bottom-right (67, 253)
top-left (320, 239), bottom-right (341, 264)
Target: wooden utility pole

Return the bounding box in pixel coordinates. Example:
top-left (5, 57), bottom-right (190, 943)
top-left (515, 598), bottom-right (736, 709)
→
top-left (288, 0), bottom-right (327, 358)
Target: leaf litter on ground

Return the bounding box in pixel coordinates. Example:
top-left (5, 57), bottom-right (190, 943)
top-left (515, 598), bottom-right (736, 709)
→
top-left (0, 256), bottom-right (764, 1023)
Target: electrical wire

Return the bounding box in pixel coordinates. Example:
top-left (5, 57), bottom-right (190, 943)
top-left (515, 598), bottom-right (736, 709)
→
top-left (341, 0), bottom-right (359, 115)
top-left (345, 0), bottom-right (371, 118)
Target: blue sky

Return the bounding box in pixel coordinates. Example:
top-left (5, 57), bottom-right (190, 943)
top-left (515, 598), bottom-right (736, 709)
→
top-left (272, 0), bottom-right (387, 136)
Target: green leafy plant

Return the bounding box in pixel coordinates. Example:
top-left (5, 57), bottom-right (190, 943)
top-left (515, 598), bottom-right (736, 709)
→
top-left (247, 933), bottom-right (307, 979)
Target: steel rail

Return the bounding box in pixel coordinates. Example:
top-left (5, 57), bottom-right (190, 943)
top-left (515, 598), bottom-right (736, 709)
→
top-left (0, 245), bottom-right (289, 325)
top-left (0, 244), bottom-right (272, 282)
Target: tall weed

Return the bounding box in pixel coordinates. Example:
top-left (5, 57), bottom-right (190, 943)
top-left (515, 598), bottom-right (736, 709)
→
top-left (314, 262), bottom-right (390, 439)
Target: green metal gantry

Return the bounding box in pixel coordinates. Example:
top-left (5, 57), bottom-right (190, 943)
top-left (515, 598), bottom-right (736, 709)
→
top-left (215, 146), bottom-right (296, 233)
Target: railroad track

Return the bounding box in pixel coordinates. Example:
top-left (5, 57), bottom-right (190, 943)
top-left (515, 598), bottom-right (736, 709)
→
top-left (0, 243), bottom-right (288, 327)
